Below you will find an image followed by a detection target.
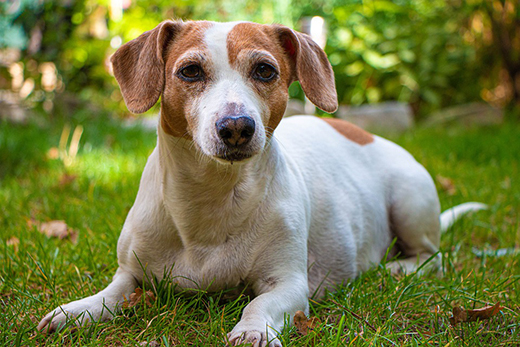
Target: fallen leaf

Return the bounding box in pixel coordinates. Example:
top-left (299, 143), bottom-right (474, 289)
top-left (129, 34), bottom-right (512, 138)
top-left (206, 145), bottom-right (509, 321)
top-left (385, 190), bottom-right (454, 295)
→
top-left (26, 218), bottom-right (37, 229)
top-left (6, 237), bottom-right (20, 253)
top-left (449, 306), bottom-right (467, 326)
top-left (449, 302), bottom-right (502, 326)
top-left (34, 220), bottom-right (78, 243)
top-left (38, 220), bottom-right (67, 238)
top-left (123, 288), bottom-right (156, 309)
top-left (6, 236), bottom-right (19, 246)
top-left (467, 302), bottom-right (502, 321)
top-left (59, 173), bottom-right (77, 186)
top-left (436, 175), bottom-right (457, 196)
top-left (294, 310), bottom-right (320, 336)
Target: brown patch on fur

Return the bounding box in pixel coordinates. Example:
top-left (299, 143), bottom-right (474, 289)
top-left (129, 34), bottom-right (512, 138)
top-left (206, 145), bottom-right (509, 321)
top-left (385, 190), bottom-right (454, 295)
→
top-left (111, 20), bottom-right (213, 138)
top-left (321, 118), bottom-right (374, 145)
top-left (111, 21), bottom-right (181, 114)
top-left (226, 23), bottom-right (338, 131)
top-left (112, 21), bottom-right (338, 138)
top-left (227, 23), bottom-right (292, 133)
top-left (160, 21), bottom-right (213, 137)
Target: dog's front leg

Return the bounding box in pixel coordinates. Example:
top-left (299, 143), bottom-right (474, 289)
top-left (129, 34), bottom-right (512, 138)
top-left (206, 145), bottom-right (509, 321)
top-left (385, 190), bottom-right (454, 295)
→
top-left (227, 274), bottom-right (308, 347)
top-left (37, 268), bottom-right (136, 333)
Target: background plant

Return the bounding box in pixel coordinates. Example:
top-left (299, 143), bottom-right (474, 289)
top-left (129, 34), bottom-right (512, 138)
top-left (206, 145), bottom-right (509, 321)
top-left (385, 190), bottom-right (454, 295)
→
top-left (1, 0), bottom-right (518, 119)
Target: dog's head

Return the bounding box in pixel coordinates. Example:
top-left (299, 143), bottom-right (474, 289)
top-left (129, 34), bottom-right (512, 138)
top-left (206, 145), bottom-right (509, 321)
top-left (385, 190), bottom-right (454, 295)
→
top-left (111, 21), bottom-right (337, 163)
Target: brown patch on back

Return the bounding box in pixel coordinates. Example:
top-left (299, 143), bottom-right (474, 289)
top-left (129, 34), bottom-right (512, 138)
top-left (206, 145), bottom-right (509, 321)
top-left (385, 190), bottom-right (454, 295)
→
top-left (321, 118), bottom-right (374, 145)
top-left (227, 23), bottom-right (293, 133)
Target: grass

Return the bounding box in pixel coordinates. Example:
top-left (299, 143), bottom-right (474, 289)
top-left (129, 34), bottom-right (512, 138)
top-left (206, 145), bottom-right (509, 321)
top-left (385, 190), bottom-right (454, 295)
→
top-left (1, 111), bottom-right (519, 346)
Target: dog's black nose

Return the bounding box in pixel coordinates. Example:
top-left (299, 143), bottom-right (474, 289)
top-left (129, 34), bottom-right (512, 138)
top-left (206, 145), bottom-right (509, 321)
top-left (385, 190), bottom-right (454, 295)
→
top-left (216, 116), bottom-right (256, 147)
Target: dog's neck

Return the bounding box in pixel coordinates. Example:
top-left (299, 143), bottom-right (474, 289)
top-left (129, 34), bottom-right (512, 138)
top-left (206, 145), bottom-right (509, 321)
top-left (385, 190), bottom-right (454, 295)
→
top-left (156, 123), bottom-right (278, 246)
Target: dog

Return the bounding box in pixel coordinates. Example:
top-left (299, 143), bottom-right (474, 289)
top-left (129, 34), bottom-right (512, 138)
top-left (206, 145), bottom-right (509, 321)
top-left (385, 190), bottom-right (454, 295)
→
top-left (37, 20), bottom-right (486, 346)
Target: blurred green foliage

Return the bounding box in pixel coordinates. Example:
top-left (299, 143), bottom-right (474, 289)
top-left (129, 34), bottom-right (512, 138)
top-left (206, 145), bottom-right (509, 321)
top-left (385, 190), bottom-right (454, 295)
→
top-left (323, 0), bottom-right (482, 114)
top-left (0, 0), bottom-right (518, 118)
top-left (297, 0), bottom-right (519, 116)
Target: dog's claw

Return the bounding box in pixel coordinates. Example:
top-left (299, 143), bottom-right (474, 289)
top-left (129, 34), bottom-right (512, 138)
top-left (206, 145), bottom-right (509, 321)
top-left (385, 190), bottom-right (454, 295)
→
top-left (36, 318), bottom-right (54, 334)
top-left (36, 307), bottom-right (75, 334)
top-left (226, 328), bottom-right (281, 347)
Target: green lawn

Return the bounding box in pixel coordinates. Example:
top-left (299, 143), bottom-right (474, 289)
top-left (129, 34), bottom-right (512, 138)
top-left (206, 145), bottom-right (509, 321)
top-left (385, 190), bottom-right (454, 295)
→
top-left (1, 113), bottom-right (519, 346)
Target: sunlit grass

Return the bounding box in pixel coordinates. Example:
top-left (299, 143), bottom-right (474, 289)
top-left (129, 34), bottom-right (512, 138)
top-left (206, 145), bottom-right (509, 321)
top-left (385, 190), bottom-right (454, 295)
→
top-left (1, 115), bottom-right (518, 346)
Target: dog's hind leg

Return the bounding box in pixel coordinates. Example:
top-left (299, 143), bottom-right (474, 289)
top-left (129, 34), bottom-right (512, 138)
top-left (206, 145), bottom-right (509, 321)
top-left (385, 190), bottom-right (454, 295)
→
top-left (385, 168), bottom-right (442, 275)
top-left (37, 268), bottom-right (136, 333)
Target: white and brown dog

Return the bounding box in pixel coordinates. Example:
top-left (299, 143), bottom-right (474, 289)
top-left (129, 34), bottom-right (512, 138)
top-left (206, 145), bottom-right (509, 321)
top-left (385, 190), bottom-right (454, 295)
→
top-left (38, 20), bottom-right (485, 346)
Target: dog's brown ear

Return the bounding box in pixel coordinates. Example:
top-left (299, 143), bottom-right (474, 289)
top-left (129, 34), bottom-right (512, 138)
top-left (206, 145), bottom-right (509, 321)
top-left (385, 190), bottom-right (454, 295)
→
top-left (111, 21), bottom-right (182, 114)
top-left (274, 26), bottom-right (338, 113)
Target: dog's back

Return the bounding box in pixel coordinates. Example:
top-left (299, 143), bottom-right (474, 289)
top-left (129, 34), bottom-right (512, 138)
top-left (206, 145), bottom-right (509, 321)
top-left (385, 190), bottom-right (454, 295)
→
top-left (275, 115), bottom-right (440, 294)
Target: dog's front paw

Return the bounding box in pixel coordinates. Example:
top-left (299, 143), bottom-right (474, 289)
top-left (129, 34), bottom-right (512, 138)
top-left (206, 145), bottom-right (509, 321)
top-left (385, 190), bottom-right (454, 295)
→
top-left (37, 295), bottom-right (115, 333)
top-left (227, 321), bottom-right (281, 347)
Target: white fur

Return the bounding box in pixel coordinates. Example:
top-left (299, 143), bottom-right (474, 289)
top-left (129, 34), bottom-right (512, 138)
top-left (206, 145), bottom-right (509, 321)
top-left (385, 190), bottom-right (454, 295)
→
top-left (196, 22), bottom-right (267, 162)
top-left (38, 22), bottom-right (483, 347)
top-left (440, 202), bottom-right (488, 232)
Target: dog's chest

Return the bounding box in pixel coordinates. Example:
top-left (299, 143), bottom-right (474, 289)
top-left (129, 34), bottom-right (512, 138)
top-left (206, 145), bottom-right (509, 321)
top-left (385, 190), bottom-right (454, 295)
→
top-left (146, 153), bottom-right (272, 291)
top-left (163, 238), bottom-right (254, 291)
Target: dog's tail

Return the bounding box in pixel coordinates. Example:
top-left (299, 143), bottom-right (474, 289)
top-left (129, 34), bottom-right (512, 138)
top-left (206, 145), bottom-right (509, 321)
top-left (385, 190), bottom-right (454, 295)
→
top-left (440, 202), bottom-right (488, 232)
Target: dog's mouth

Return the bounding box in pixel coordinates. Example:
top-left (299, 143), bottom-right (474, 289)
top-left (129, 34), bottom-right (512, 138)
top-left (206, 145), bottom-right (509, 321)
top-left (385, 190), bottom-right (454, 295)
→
top-left (216, 150), bottom-right (253, 163)
top-left (201, 128), bottom-right (265, 164)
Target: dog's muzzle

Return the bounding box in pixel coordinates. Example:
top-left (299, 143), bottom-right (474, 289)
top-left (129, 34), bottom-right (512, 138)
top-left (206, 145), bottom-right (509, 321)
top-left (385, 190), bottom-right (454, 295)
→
top-left (215, 116), bottom-right (256, 162)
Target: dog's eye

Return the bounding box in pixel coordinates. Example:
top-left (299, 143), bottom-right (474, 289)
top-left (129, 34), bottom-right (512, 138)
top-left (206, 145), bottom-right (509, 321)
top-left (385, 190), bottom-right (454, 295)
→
top-left (253, 63), bottom-right (277, 82)
top-left (179, 65), bottom-right (203, 81)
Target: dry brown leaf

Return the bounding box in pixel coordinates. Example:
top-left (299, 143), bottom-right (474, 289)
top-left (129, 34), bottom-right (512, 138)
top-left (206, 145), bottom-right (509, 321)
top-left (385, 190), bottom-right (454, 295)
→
top-left (123, 288), bottom-right (156, 309)
top-left (59, 173), bottom-right (77, 186)
top-left (436, 175), bottom-right (457, 196)
top-left (467, 302), bottom-right (502, 321)
top-left (449, 306), bottom-right (467, 326)
top-left (26, 218), bottom-right (37, 229)
top-left (6, 236), bottom-right (19, 246)
top-left (294, 310), bottom-right (320, 336)
top-left (6, 236), bottom-right (20, 253)
top-left (449, 302), bottom-right (502, 326)
top-left (35, 220), bottom-right (78, 243)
